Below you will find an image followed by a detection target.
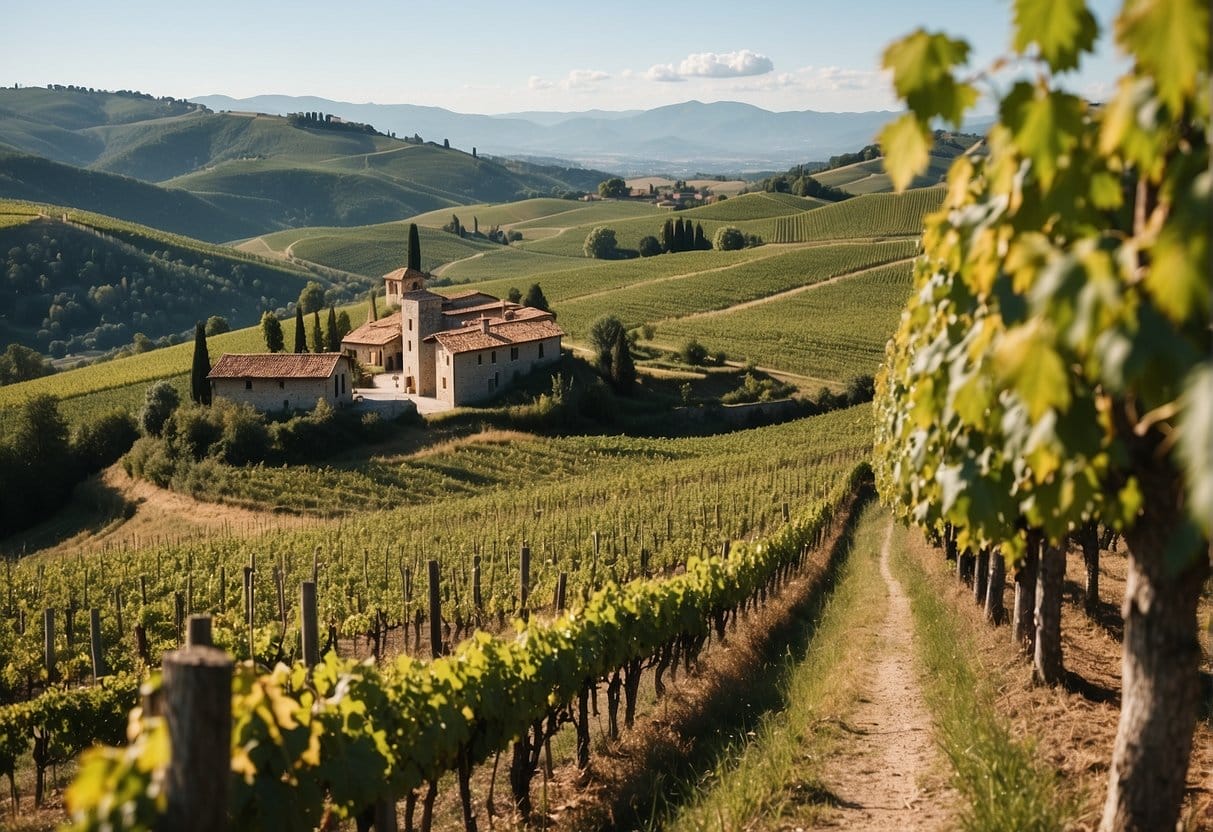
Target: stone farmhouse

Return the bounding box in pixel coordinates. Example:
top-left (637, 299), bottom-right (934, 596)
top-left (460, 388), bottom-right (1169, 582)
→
top-left (207, 262), bottom-right (562, 412)
top-left (208, 353), bottom-right (354, 411)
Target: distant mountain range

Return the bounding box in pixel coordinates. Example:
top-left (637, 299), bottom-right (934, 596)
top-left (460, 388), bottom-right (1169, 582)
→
top-left (191, 95), bottom-right (906, 174)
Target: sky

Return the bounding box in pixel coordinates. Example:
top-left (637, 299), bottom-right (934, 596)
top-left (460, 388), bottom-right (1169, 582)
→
top-left (4, 0), bottom-right (1126, 114)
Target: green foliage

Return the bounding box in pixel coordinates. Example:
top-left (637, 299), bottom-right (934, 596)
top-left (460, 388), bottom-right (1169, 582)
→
top-left (587, 314), bottom-right (626, 372)
top-left (721, 372), bottom-right (797, 404)
top-left (0, 343), bottom-right (54, 386)
top-left (139, 380), bottom-right (179, 437)
top-left (71, 408), bottom-right (138, 473)
top-left (64, 463), bottom-right (868, 830)
top-left (608, 329), bottom-right (636, 393)
top-left (769, 189), bottom-right (944, 243)
top-left (204, 316), bottom-right (230, 336)
top-left (681, 340), bottom-right (709, 366)
top-left (522, 283), bottom-right (549, 312)
top-left (638, 235), bottom-right (662, 257)
top-left (309, 311), bottom-right (323, 354)
top-left (293, 306), bottom-right (306, 353)
top-left (0, 394), bottom-right (77, 534)
top-left (583, 225), bottom-right (619, 259)
top-left (189, 323), bottom-right (211, 405)
top-left (260, 312), bottom-right (284, 353)
top-left (324, 307), bottom-right (340, 353)
top-left (297, 282), bottom-right (325, 314)
top-left (407, 222), bottom-right (421, 271)
top-left (598, 177), bottom-right (629, 198)
top-left (713, 226), bottom-right (746, 251)
top-left (506, 286), bottom-right (522, 304)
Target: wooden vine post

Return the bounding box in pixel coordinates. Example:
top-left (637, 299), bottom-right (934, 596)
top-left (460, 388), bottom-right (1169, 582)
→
top-left (519, 544), bottom-right (530, 622)
top-left (161, 615), bottom-right (232, 832)
top-left (300, 581), bottom-right (319, 668)
top-left (42, 608), bottom-right (55, 683)
top-left (89, 607), bottom-right (107, 681)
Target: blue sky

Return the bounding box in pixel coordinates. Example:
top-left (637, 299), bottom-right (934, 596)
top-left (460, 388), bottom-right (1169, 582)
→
top-left (4, 0), bottom-right (1125, 113)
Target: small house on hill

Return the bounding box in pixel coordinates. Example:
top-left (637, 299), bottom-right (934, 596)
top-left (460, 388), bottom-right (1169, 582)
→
top-left (341, 311), bottom-right (403, 371)
top-left (209, 353), bottom-right (353, 412)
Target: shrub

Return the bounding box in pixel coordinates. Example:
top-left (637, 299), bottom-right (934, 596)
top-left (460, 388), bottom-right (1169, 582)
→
top-left (583, 226), bottom-right (619, 259)
top-left (638, 235), bottom-right (662, 257)
top-left (681, 340), bottom-right (709, 366)
top-left (72, 409), bottom-right (139, 473)
top-left (140, 380), bottom-right (180, 437)
top-left (713, 226), bottom-right (746, 251)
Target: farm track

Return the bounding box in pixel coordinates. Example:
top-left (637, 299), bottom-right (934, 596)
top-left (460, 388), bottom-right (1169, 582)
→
top-left (815, 519), bottom-right (950, 830)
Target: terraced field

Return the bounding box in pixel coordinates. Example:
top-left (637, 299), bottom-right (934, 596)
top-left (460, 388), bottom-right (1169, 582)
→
top-left (678, 192), bottom-right (825, 221)
top-left (547, 241), bottom-right (916, 338)
top-left (769, 189), bottom-right (944, 243)
top-left (655, 261), bottom-right (914, 381)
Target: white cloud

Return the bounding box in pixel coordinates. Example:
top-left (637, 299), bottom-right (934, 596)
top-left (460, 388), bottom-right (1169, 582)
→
top-left (564, 69), bottom-right (610, 89)
top-left (527, 76), bottom-right (553, 91)
top-left (648, 49), bottom-right (774, 83)
top-left (646, 63), bottom-right (684, 83)
top-left (679, 49), bottom-right (774, 78)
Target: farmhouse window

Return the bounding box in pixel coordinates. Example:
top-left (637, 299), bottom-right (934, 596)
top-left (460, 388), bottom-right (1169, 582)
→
top-left (334, 376), bottom-right (339, 397)
top-left (278, 381), bottom-right (285, 389)
top-left (341, 373), bottom-right (346, 395)
top-left (442, 377), bottom-right (447, 389)
top-left (491, 351), bottom-right (497, 364)
top-left (538, 342), bottom-right (545, 358)
top-left (478, 354), bottom-right (483, 365)
top-left (510, 347), bottom-right (519, 361)
top-left (245, 380), bottom-right (253, 390)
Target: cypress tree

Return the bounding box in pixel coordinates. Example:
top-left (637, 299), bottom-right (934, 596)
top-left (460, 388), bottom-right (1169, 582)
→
top-left (294, 306), bottom-right (307, 353)
top-left (609, 329), bottom-right (635, 393)
top-left (523, 283), bottom-right (549, 312)
top-left (311, 311), bottom-right (323, 354)
top-left (695, 223), bottom-right (708, 250)
top-left (190, 322), bottom-right (212, 405)
top-left (662, 219), bottom-right (674, 252)
top-left (674, 218), bottom-right (686, 252)
top-left (325, 306), bottom-right (340, 352)
top-left (407, 223), bottom-right (422, 271)
top-left (369, 290), bottom-right (378, 322)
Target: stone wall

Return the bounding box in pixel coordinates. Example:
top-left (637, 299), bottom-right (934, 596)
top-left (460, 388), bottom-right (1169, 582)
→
top-left (438, 337), bottom-right (561, 405)
top-left (212, 360), bottom-right (353, 412)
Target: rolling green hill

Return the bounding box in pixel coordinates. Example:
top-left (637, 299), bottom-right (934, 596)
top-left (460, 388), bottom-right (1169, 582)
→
top-left (0, 151), bottom-right (254, 241)
top-left (0, 87), bottom-right (617, 241)
top-left (0, 200), bottom-right (367, 357)
top-left (769, 189), bottom-right (945, 243)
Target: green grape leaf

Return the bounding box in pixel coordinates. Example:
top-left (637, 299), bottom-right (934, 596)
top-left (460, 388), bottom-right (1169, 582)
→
top-left (1013, 0), bottom-right (1099, 71)
top-left (880, 114), bottom-right (933, 192)
top-left (1002, 83), bottom-right (1084, 188)
top-left (1177, 365), bottom-right (1213, 536)
top-left (882, 30), bottom-right (977, 125)
top-left (1116, 0), bottom-right (1209, 113)
top-left (995, 323), bottom-right (1072, 419)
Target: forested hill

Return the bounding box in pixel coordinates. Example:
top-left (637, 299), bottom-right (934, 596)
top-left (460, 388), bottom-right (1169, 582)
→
top-left (0, 87), bottom-right (614, 241)
top-left (0, 201), bottom-right (364, 357)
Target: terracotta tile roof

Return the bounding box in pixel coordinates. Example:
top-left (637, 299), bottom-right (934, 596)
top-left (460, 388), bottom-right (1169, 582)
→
top-left (382, 266), bottom-right (429, 282)
top-left (427, 319), bottom-right (564, 355)
top-left (442, 300), bottom-right (520, 317)
top-left (400, 289), bottom-right (446, 302)
top-left (208, 353), bottom-right (348, 379)
top-left (341, 311), bottom-right (402, 346)
top-left (441, 291), bottom-right (500, 309)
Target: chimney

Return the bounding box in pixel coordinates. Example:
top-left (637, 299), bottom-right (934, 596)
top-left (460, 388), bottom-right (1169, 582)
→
top-left (480, 316), bottom-right (490, 334)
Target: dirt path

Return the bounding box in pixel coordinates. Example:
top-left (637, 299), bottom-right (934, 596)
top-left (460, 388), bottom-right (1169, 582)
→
top-left (821, 520), bottom-right (950, 830)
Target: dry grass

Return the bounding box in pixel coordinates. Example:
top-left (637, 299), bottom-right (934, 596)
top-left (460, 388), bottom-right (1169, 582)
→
top-left (901, 531), bottom-right (1213, 831)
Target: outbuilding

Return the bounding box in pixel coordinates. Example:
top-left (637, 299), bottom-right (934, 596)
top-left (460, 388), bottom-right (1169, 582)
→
top-left (208, 353), bottom-right (353, 412)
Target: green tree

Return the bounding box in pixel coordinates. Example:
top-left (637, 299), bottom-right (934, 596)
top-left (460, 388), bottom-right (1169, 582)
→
top-left (190, 323), bottom-right (211, 405)
top-left (294, 306), bottom-right (307, 353)
top-left (661, 219), bottom-right (675, 252)
top-left (72, 409), bottom-right (138, 473)
top-left (608, 329), bottom-right (635, 393)
top-left (597, 178), bottom-right (628, 198)
top-left (325, 306), bottom-right (340, 352)
top-left (261, 312), bottom-right (285, 353)
top-left (523, 284), bottom-right (549, 312)
top-left (407, 223), bottom-right (422, 271)
top-left (336, 311), bottom-right (352, 339)
top-left (583, 226), bottom-right (619, 260)
top-left (638, 235), bottom-right (662, 257)
top-left (713, 226), bottom-right (745, 251)
top-left (310, 311), bottom-right (324, 354)
top-left (298, 281), bottom-right (326, 314)
top-left (368, 289), bottom-right (379, 322)
top-left (140, 380), bottom-right (180, 437)
top-left (0, 343), bottom-right (54, 386)
top-left (204, 315), bottom-right (230, 336)
top-left (873, 3), bottom-right (1209, 828)
top-left (694, 223), bottom-right (709, 250)
top-left (507, 287), bottom-right (522, 304)
top-left (587, 315), bottom-right (626, 374)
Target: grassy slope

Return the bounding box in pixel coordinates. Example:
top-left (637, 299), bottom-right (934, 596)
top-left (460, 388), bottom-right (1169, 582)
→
top-left (246, 221), bottom-right (497, 277)
top-left (769, 188), bottom-right (945, 243)
top-left (0, 152), bottom-right (255, 241)
top-left (655, 261), bottom-right (914, 381)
